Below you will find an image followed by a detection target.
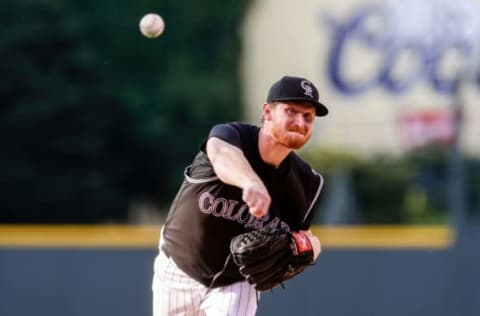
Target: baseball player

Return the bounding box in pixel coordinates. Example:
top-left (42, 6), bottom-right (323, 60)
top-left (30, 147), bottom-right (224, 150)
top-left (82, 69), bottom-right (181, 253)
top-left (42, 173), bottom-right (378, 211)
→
top-left (152, 75), bottom-right (328, 316)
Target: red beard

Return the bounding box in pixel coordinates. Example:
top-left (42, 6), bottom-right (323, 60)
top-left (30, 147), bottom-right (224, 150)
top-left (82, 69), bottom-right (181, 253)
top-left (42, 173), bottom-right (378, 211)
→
top-left (272, 127), bottom-right (311, 149)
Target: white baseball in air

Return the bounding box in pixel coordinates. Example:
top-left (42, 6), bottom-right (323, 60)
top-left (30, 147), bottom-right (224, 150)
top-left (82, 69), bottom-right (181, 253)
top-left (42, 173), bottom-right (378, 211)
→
top-left (139, 13), bottom-right (165, 39)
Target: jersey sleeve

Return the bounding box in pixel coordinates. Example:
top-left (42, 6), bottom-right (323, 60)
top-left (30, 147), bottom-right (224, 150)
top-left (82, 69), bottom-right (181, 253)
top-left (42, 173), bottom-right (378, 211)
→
top-left (200, 123), bottom-right (243, 151)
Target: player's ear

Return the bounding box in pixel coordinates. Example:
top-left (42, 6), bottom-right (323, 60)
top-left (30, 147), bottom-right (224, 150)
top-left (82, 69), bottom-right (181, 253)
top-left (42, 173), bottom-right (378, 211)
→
top-left (262, 103), bottom-right (273, 121)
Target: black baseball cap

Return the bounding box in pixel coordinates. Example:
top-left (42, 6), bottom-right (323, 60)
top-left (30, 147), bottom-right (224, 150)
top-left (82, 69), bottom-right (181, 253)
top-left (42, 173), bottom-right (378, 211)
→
top-left (267, 76), bottom-right (329, 116)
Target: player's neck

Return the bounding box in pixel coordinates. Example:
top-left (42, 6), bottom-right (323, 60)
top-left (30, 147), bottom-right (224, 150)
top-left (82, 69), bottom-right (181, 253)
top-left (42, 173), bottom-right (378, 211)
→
top-left (258, 128), bottom-right (292, 168)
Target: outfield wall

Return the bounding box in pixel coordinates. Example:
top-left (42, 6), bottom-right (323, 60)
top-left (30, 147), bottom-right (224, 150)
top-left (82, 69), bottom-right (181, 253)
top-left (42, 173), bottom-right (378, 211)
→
top-left (1, 225), bottom-right (478, 316)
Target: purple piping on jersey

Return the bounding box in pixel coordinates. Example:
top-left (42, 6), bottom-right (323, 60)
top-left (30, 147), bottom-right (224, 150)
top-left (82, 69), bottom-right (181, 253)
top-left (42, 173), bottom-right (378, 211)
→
top-left (183, 166), bottom-right (219, 183)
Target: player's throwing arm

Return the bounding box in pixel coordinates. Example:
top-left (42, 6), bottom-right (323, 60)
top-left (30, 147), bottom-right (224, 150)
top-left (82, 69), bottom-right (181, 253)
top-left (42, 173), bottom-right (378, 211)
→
top-left (207, 137), bottom-right (271, 218)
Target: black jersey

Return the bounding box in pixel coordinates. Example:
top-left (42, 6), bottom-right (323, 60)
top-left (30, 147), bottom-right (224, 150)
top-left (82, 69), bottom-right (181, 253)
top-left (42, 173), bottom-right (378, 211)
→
top-left (161, 122), bottom-right (324, 287)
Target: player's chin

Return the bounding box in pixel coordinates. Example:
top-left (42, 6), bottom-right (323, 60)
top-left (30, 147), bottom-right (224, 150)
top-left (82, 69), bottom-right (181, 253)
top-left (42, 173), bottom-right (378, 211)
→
top-left (283, 135), bottom-right (310, 149)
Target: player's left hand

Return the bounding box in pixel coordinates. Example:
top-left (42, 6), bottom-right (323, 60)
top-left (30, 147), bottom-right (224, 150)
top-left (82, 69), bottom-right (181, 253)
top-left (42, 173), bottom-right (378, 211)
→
top-left (230, 227), bottom-right (314, 291)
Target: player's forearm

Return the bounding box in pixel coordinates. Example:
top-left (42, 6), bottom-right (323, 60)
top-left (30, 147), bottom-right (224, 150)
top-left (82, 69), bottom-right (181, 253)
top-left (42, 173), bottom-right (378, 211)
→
top-left (207, 137), bottom-right (271, 217)
top-left (206, 137), bottom-right (262, 188)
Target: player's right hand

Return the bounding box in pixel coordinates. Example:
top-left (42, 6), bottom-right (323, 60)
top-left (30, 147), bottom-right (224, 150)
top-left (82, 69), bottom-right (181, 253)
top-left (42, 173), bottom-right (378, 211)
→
top-left (242, 180), bottom-right (271, 218)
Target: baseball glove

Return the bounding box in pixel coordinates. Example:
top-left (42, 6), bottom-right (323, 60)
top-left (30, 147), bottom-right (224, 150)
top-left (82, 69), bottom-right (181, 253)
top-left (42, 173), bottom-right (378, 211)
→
top-left (230, 227), bottom-right (314, 291)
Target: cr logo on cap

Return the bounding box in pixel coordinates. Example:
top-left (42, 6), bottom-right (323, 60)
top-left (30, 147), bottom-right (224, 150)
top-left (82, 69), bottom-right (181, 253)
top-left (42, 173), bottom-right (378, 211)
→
top-left (300, 80), bottom-right (314, 98)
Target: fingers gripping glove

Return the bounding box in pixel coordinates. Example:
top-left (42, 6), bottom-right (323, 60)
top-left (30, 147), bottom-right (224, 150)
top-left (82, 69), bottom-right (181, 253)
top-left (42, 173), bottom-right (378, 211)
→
top-left (230, 227), bottom-right (314, 291)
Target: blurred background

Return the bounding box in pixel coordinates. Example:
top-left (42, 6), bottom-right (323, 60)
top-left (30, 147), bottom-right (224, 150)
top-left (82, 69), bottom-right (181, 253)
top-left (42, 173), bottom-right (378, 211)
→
top-left (1, 0), bottom-right (479, 315)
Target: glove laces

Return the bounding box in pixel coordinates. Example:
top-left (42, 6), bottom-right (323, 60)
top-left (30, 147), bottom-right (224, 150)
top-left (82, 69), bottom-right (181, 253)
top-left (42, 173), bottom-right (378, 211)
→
top-left (207, 253), bottom-right (232, 290)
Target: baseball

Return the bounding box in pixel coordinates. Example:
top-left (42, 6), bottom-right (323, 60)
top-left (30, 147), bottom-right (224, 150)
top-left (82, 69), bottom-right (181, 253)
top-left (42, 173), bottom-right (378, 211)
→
top-left (139, 13), bottom-right (165, 39)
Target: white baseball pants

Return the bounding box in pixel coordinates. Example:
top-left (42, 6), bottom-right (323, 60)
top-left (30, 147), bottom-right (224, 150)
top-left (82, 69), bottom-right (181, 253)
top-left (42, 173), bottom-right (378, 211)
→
top-left (152, 250), bottom-right (258, 316)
